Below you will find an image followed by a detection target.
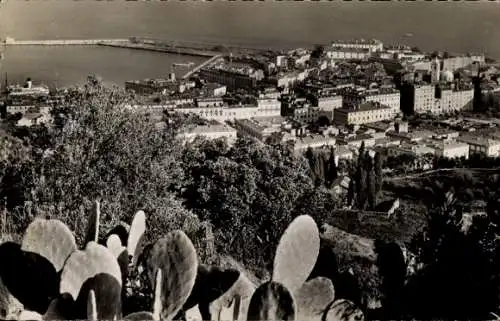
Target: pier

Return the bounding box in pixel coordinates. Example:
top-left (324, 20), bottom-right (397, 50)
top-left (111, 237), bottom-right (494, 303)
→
top-left (98, 42), bottom-right (219, 58)
top-left (182, 55), bottom-right (223, 80)
top-left (3, 38), bottom-right (129, 46)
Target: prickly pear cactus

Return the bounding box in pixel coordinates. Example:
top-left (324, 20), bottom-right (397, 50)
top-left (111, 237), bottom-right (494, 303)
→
top-left (247, 281), bottom-right (295, 321)
top-left (295, 277), bottom-right (335, 321)
top-left (107, 234), bottom-right (126, 259)
top-left (323, 299), bottom-right (365, 321)
top-left (21, 218), bottom-right (77, 272)
top-left (128, 210), bottom-right (146, 265)
top-left (146, 230), bottom-right (198, 321)
top-left (84, 201), bottom-right (100, 245)
top-left (60, 241), bottom-right (122, 300)
top-left (273, 215), bottom-right (320, 294)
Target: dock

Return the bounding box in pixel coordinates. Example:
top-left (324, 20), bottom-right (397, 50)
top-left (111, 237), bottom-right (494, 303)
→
top-left (182, 55), bottom-right (222, 80)
top-left (98, 42), bottom-right (219, 58)
top-left (2, 38), bottom-right (129, 46)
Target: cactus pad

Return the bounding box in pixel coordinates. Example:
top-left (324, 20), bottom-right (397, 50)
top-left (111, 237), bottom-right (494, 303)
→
top-left (84, 201), bottom-right (101, 245)
top-left (87, 289), bottom-right (97, 321)
top-left (295, 277), bottom-right (335, 321)
top-left (146, 230), bottom-right (198, 321)
top-left (0, 241), bottom-right (60, 313)
top-left (127, 210), bottom-right (146, 262)
top-left (273, 215), bottom-right (320, 294)
top-left (75, 273), bottom-right (122, 320)
top-left (323, 299), bottom-right (364, 321)
top-left (247, 281), bottom-right (295, 321)
top-left (60, 241), bottom-right (122, 300)
top-left (107, 234), bottom-right (126, 259)
top-left (21, 218), bottom-right (77, 272)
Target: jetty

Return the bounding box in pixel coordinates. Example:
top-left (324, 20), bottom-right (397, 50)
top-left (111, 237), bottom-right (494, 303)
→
top-left (98, 42), bottom-right (218, 58)
top-left (2, 37), bottom-right (129, 46)
top-left (182, 55), bottom-right (222, 80)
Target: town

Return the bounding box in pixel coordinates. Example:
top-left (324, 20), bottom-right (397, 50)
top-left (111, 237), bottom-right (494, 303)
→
top-left (3, 36), bottom-right (500, 321)
top-left (2, 38), bottom-right (500, 178)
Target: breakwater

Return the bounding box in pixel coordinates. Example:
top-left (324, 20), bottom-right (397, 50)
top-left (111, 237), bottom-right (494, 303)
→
top-left (182, 55), bottom-right (222, 80)
top-left (3, 38), bottom-right (130, 46)
top-left (98, 42), bottom-right (219, 58)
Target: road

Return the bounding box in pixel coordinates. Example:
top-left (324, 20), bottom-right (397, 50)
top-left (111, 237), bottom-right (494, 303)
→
top-left (386, 167), bottom-right (500, 181)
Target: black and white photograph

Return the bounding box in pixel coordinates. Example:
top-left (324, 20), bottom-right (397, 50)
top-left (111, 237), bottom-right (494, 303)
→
top-left (1, 1), bottom-right (500, 320)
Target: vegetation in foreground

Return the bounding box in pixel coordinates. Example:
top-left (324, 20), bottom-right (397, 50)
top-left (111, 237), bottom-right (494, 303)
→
top-left (2, 77), bottom-right (500, 320)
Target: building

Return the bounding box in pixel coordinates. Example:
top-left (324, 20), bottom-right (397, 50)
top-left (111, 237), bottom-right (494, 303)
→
top-left (177, 122), bottom-right (238, 146)
top-left (457, 135), bottom-right (500, 158)
top-left (330, 39), bottom-right (384, 53)
top-left (342, 88), bottom-right (401, 116)
top-left (316, 95), bottom-right (343, 121)
top-left (432, 141), bottom-right (470, 159)
top-left (293, 134), bottom-right (337, 152)
top-left (233, 116), bottom-right (285, 141)
top-left (16, 112), bottom-right (52, 127)
top-left (256, 98), bottom-right (282, 117)
top-left (401, 83), bottom-right (474, 115)
top-left (125, 76), bottom-right (179, 95)
top-left (201, 83), bottom-right (227, 97)
top-left (326, 47), bottom-right (371, 61)
top-left (334, 102), bottom-right (393, 126)
top-left (195, 97), bottom-right (224, 108)
top-left (5, 79), bottom-right (50, 110)
top-left (336, 133), bottom-right (376, 149)
top-left (271, 70), bottom-right (310, 88)
top-left (197, 65), bottom-right (264, 91)
top-left (442, 54), bottom-right (485, 72)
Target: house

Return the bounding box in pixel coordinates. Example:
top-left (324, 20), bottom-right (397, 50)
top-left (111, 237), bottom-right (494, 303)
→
top-left (16, 112), bottom-right (51, 127)
top-left (332, 176), bottom-right (351, 196)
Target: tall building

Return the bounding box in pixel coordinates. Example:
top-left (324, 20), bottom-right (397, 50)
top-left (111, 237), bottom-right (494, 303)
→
top-left (431, 57), bottom-right (441, 84)
top-left (401, 82), bottom-right (474, 115)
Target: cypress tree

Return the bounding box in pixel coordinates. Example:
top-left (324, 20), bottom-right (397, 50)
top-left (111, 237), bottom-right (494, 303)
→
top-left (326, 146), bottom-right (338, 187)
top-left (374, 152), bottom-right (384, 200)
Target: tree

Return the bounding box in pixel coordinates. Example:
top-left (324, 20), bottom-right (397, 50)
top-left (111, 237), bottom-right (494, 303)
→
top-left (325, 146), bottom-right (338, 187)
top-left (404, 191), bottom-right (497, 320)
top-left (181, 136), bottom-right (315, 274)
top-left (4, 77), bottom-right (209, 254)
top-left (366, 152), bottom-right (377, 210)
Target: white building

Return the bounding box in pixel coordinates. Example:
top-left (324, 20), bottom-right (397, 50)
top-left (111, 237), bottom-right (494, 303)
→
top-left (326, 47), bottom-right (371, 61)
top-left (233, 116), bottom-right (285, 141)
top-left (334, 102), bottom-right (393, 126)
top-left (177, 123), bottom-right (238, 146)
top-left (457, 136), bottom-right (500, 158)
top-left (293, 134), bottom-right (337, 152)
top-left (317, 95), bottom-right (343, 121)
top-left (412, 84), bottom-right (474, 115)
top-left (432, 141), bottom-right (470, 159)
top-left (330, 39), bottom-right (384, 53)
top-left (364, 89), bottom-right (401, 116)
